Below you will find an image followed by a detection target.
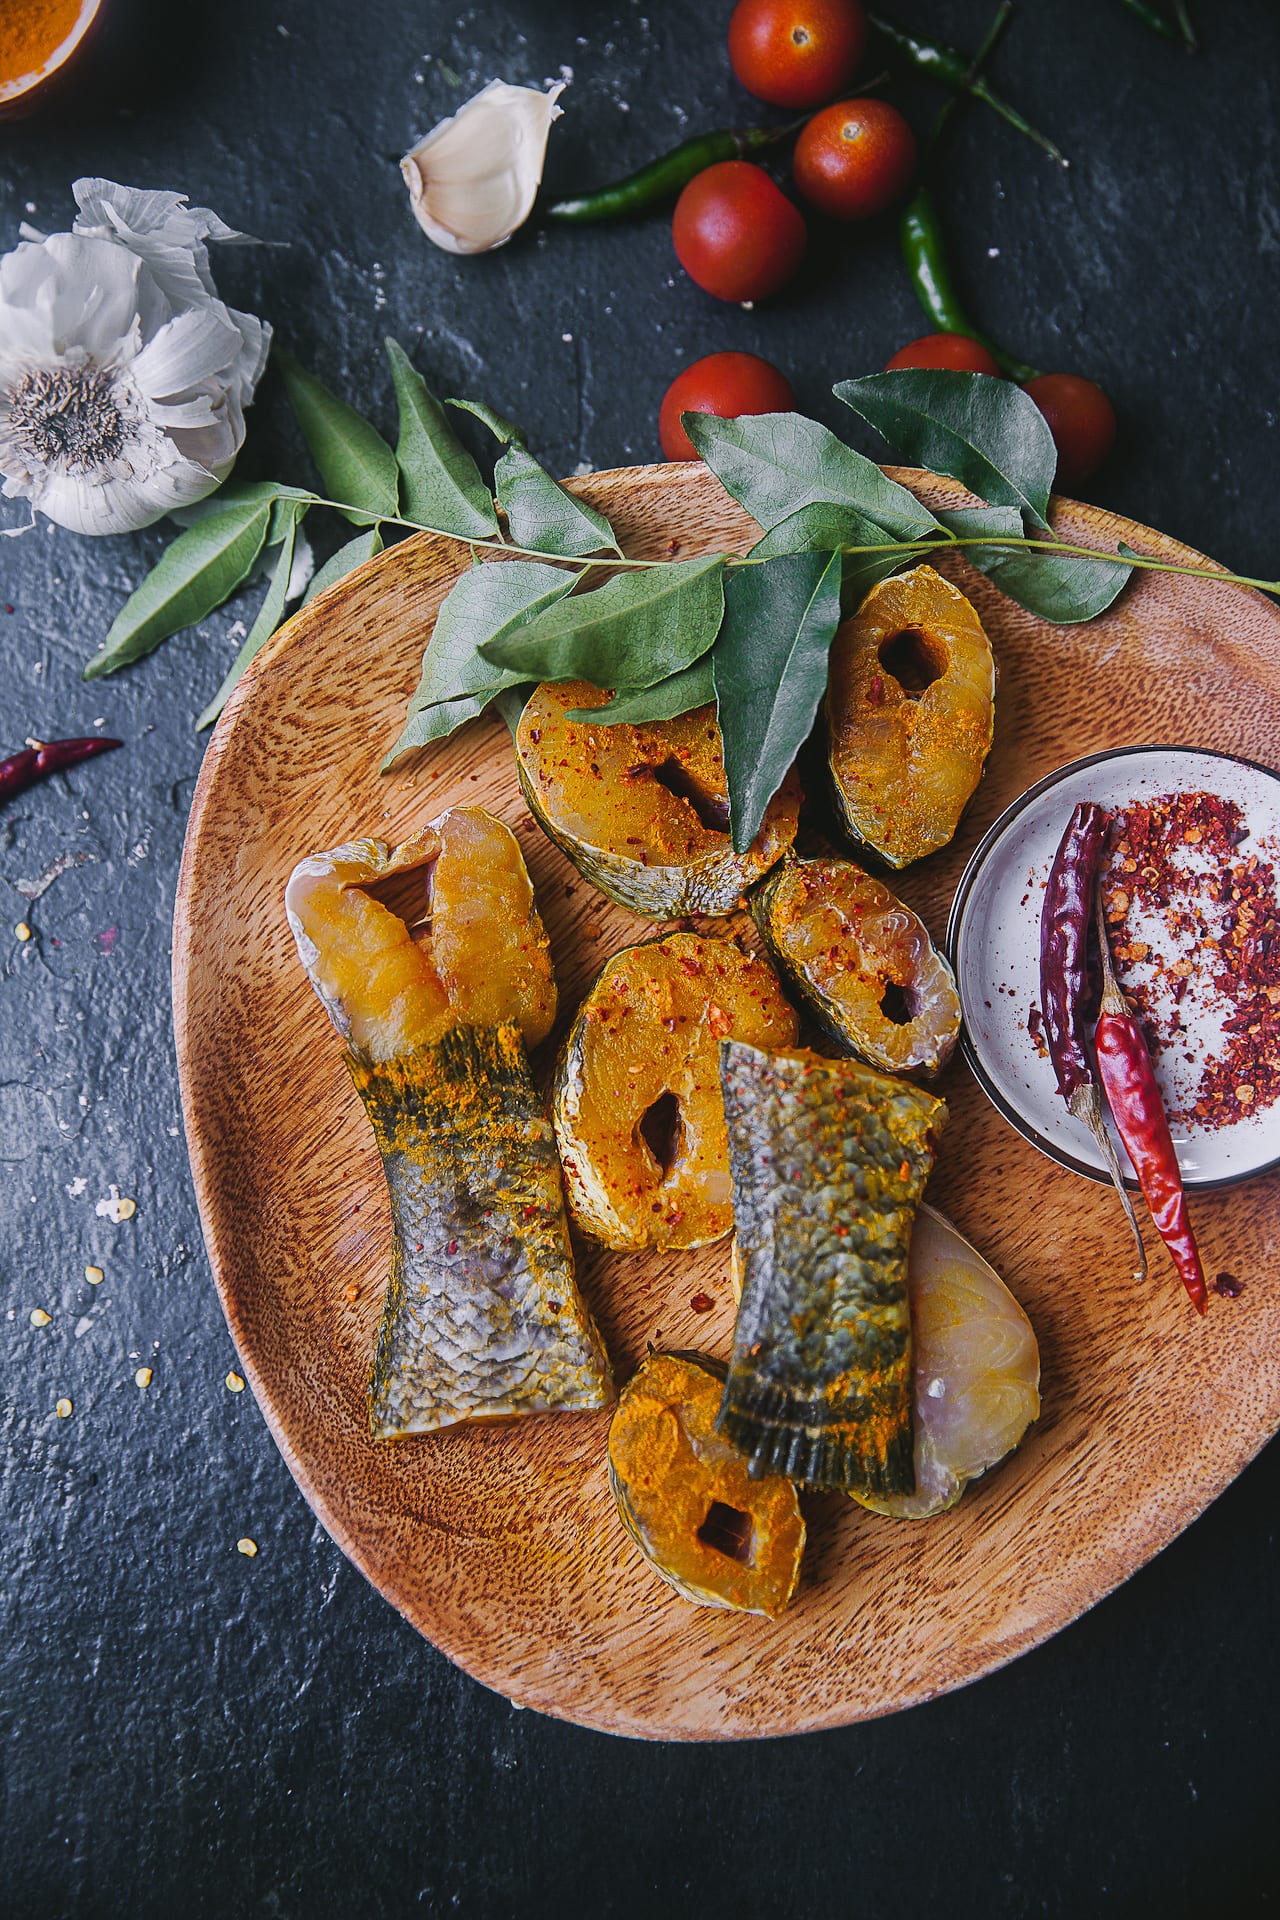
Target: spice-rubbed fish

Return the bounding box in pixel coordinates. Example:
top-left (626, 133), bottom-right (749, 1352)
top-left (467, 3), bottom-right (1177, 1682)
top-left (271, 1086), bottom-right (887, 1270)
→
top-left (285, 806), bottom-right (613, 1438)
top-left (717, 1041), bottom-right (946, 1496)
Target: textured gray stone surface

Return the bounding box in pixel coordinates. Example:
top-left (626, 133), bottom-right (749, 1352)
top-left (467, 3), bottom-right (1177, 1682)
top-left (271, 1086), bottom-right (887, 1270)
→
top-left (2, 1), bottom-right (1279, 1913)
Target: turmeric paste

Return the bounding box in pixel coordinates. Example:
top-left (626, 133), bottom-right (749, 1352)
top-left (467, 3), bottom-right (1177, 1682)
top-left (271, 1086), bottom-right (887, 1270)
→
top-left (0, 0), bottom-right (91, 91)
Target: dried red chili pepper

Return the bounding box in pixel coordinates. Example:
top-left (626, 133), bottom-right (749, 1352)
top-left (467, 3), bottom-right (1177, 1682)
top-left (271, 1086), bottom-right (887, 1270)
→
top-left (0, 735), bottom-right (121, 807)
top-left (1040, 801), bottom-right (1147, 1278)
top-left (1093, 889), bottom-right (1208, 1316)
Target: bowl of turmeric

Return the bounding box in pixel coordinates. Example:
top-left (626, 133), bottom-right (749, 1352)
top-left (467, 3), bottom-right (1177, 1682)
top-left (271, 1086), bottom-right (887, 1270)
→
top-left (0, 1), bottom-right (104, 116)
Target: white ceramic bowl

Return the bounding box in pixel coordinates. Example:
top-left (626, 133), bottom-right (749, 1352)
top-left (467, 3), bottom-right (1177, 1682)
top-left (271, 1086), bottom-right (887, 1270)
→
top-left (946, 746), bottom-right (1280, 1191)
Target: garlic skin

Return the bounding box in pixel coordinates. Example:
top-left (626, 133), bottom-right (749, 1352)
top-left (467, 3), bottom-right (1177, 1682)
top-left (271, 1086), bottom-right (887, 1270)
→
top-left (401, 80), bottom-right (565, 255)
top-left (0, 179), bottom-right (270, 537)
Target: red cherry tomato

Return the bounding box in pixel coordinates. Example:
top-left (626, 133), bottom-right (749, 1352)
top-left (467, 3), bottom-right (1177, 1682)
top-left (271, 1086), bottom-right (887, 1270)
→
top-left (728, 0), bottom-right (867, 109)
top-left (672, 161), bottom-right (807, 304)
top-left (1021, 373), bottom-right (1117, 489)
top-left (885, 333), bottom-right (1003, 376)
top-left (793, 98), bottom-right (916, 220)
top-left (659, 352), bottom-right (797, 462)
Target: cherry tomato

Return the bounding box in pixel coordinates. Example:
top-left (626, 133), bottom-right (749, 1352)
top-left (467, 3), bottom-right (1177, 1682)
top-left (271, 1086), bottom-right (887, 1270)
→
top-left (793, 98), bottom-right (916, 220)
top-left (672, 161), bottom-right (807, 304)
top-left (659, 352), bottom-right (797, 462)
top-left (885, 333), bottom-right (1003, 376)
top-left (728, 0), bottom-right (867, 110)
top-left (1021, 373), bottom-right (1117, 489)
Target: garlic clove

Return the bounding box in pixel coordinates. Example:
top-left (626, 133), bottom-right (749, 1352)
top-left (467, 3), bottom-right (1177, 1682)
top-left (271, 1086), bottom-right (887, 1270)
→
top-left (400, 80), bottom-right (565, 256)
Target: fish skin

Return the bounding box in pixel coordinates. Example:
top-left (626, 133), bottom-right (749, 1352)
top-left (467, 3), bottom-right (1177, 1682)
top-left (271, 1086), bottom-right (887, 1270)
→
top-left (717, 1040), bottom-right (946, 1495)
top-left (357, 1024), bottom-right (614, 1438)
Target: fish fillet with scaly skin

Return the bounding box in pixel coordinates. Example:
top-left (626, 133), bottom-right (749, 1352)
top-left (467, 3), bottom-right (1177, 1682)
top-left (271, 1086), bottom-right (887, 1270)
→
top-left (717, 1040), bottom-right (946, 1495)
top-left (285, 809), bottom-right (613, 1437)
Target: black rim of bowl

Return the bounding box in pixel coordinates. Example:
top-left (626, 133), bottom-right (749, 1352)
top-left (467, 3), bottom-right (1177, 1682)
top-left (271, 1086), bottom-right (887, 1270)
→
top-left (945, 743), bottom-right (1280, 1194)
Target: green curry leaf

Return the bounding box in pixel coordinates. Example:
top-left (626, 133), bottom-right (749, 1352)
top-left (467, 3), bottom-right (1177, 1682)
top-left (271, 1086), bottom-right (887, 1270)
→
top-left (84, 497), bottom-right (273, 678)
top-left (480, 554), bottom-right (725, 687)
top-left (494, 444), bottom-right (621, 557)
top-left (386, 339), bottom-right (499, 539)
top-left (196, 501), bottom-right (308, 729)
top-left (713, 549), bottom-right (844, 853)
top-left (569, 655), bottom-right (717, 723)
top-left (685, 410), bottom-right (940, 542)
top-left (835, 369), bottom-right (1058, 528)
top-left (936, 505), bottom-right (1132, 622)
top-left (383, 558), bottom-right (575, 768)
top-left (278, 349), bottom-right (400, 527)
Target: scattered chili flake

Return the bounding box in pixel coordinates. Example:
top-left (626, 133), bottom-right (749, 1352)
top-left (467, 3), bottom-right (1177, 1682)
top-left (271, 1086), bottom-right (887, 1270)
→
top-left (237, 1538), bottom-right (258, 1558)
top-left (1213, 1271), bottom-right (1245, 1299)
top-left (583, 920), bottom-right (603, 940)
top-left (225, 1371), bottom-right (245, 1394)
top-left (690, 1292), bottom-right (715, 1314)
top-left (344, 1283), bottom-right (360, 1301)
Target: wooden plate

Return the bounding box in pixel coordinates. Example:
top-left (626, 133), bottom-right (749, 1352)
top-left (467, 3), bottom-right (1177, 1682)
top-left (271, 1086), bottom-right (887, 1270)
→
top-left (174, 462), bottom-right (1280, 1741)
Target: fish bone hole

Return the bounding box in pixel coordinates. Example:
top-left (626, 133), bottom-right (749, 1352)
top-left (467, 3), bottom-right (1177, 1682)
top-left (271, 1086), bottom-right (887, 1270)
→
top-left (698, 1502), bottom-right (755, 1564)
top-left (359, 859), bottom-right (436, 947)
top-left (879, 980), bottom-right (915, 1025)
top-left (878, 628), bottom-right (946, 696)
top-left (637, 1090), bottom-right (682, 1176)
top-left (650, 757), bottom-right (731, 835)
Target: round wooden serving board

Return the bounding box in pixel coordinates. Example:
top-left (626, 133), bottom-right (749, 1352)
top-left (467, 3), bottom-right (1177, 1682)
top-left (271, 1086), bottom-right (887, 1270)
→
top-left (174, 462), bottom-right (1280, 1741)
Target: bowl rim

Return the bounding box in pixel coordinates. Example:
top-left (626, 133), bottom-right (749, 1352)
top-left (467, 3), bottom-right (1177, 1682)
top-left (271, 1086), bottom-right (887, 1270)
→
top-left (944, 741), bottom-right (1280, 1194)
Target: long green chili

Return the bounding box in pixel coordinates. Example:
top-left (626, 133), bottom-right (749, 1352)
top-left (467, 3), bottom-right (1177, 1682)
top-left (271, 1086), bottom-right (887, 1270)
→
top-left (869, 12), bottom-right (1067, 166)
top-left (898, 190), bottom-right (1038, 383)
top-left (546, 124), bottom-right (795, 223)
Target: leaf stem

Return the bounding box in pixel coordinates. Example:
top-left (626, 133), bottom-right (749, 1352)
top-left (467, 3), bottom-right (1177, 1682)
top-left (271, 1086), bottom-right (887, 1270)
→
top-left (294, 491), bottom-right (1280, 601)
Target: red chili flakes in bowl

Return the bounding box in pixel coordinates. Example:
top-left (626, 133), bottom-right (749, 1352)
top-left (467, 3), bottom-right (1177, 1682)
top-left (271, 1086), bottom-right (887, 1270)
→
top-left (1103, 791), bottom-right (1280, 1131)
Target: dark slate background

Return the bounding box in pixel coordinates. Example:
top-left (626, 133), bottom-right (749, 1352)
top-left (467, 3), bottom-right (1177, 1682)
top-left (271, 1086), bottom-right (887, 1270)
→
top-left (3, 2), bottom-right (1278, 1913)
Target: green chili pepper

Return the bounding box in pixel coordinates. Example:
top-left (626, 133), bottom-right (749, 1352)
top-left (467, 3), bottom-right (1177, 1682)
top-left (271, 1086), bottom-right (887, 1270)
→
top-left (1116, 0), bottom-right (1182, 42)
top-left (869, 12), bottom-right (1067, 166)
top-left (899, 187), bottom-right (1039, 384)
top-left (545, 125), bottom-right (795, 223)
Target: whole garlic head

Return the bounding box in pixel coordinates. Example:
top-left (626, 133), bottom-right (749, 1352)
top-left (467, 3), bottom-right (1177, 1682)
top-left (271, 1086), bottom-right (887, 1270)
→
top-left (401, 80), bottom-right (565, 255)
top-left (0, 178), bottom-right (269, 536)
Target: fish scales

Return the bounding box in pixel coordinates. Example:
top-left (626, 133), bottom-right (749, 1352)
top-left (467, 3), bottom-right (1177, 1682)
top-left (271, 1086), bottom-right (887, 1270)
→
top-left (717, 1040), bottom-right (946, 1494)
top-left (357, 1025), bottom-right (613, 1437)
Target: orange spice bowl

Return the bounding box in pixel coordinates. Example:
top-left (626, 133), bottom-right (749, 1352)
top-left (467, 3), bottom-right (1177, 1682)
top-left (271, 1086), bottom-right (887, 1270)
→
top-left (0, 0), bottom-right (105, 118)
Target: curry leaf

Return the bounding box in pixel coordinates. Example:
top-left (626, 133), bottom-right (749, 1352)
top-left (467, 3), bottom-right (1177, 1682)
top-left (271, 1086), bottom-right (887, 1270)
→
top-left (277, 349), bottom-right (400, 527)
top-left (383, 559), bottom-right (575, 768)
top-left (713, 550), bottom-right (844, 853)
top-left (936, 505), bottom-right (1132, 622)
top-left (196, 503), bottom-right (306, 729)
top-left (494, 443), bottom-right (621, 557)
top-left (302, 526), bottom-right (385, 606)
top-left (569, 655), bottom-right (716, 723)
top-left (835, 370), bottom-right (1058, 528)
top-left (386, 339), bottom-right (500, 538)
top-left (480, 555), bottom-right (725, 686)
top-left (445, 396), bottom-right (528, 446)
top-left (84, 497), bottom-right (273, 678)
top-left (685, 410), bottom-right (939, 542)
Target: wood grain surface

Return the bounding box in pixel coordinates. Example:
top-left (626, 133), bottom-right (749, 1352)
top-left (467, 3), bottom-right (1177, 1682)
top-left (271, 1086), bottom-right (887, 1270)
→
top-left (173, 461), bottom-right (1280, 1742)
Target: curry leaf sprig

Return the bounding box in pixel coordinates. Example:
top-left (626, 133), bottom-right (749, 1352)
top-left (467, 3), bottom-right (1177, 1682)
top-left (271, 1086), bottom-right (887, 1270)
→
top-left (84, 344), bottom-right (1278, 848)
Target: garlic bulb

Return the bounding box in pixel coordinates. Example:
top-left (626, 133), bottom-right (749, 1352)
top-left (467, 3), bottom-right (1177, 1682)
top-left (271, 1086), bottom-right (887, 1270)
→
top-left (0, 179), bottom-right (270, 537)
top-left (401, 80), bottom-right (565, 255)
